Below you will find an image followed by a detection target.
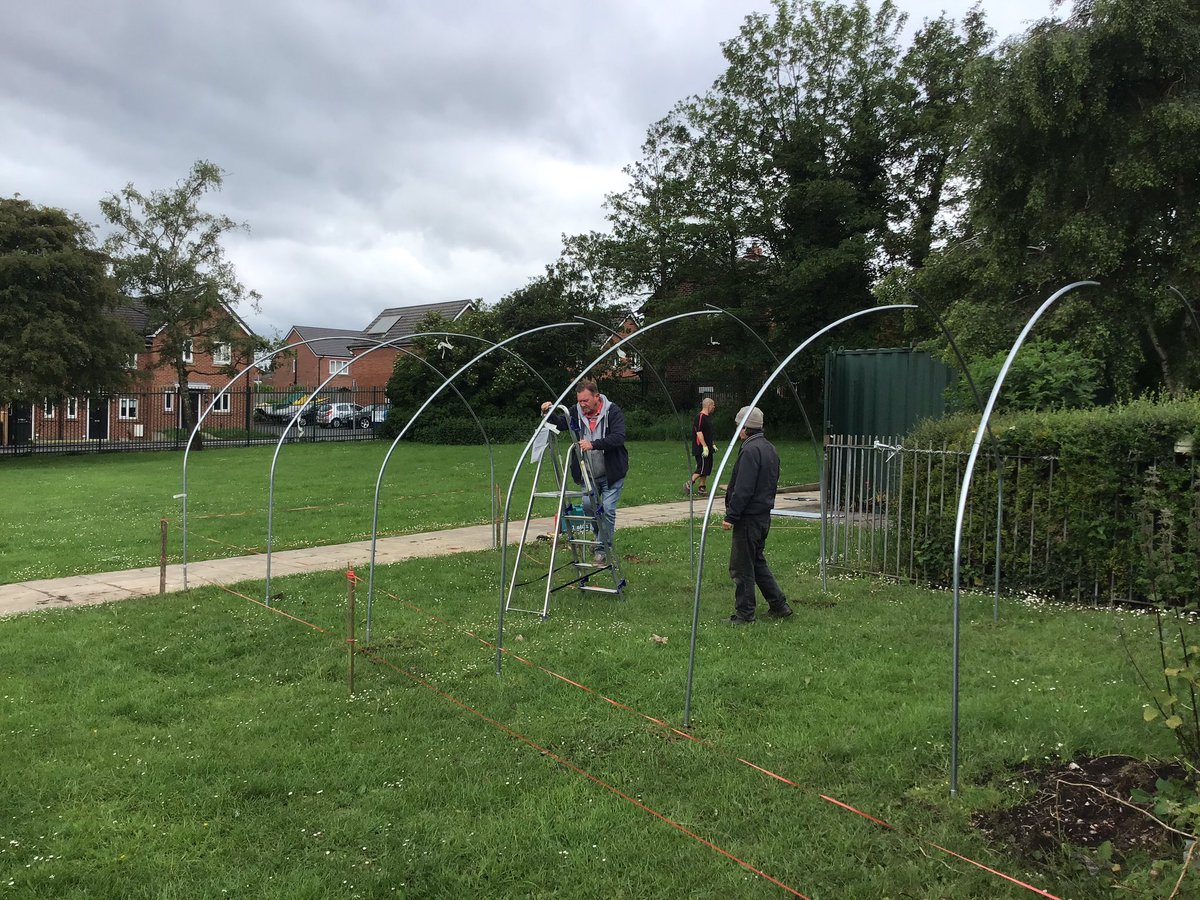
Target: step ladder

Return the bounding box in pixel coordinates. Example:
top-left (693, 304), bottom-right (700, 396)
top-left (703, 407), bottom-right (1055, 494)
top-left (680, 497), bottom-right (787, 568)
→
top-left (503, 413), bottom-right (626, 619)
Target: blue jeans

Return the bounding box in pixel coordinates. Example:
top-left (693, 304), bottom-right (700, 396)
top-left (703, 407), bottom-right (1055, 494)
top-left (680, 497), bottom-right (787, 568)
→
top-left (582, 476), bottom-right (624, 553)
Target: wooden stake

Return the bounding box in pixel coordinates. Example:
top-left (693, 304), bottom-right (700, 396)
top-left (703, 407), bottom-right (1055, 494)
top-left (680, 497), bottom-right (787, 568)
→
top-left (346, 567), bottom-right (356, 694)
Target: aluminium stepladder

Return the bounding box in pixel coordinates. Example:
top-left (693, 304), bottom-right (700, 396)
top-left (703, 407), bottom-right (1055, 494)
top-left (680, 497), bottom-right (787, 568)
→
top-left (503, 411), bottom-right (626, 619)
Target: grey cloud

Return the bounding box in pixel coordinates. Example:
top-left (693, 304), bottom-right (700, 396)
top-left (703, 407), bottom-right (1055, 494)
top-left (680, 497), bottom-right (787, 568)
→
top-left (1, 0), bottom-right (1055, 335)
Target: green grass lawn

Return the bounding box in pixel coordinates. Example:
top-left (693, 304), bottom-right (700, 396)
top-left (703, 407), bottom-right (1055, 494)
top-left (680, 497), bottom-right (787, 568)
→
top-left (0, 439), bottom-right (821, 583)
top-left (0, 521), bottom-right (1186, 898)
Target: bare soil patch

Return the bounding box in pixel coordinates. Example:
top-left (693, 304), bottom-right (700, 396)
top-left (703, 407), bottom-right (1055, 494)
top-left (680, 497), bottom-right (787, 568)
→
top-left (972, 754), bottom-right (1186, 863)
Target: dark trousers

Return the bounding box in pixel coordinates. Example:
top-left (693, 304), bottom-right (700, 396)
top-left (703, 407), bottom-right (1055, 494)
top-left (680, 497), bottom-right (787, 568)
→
top-left (729, 513), bottom-right (786, 619)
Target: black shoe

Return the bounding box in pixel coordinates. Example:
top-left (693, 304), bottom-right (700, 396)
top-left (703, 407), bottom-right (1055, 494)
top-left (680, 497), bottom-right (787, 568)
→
top-left (766, 603), bottom-right (793, 619)
top-left (727, 614), bottom-right (755, 624)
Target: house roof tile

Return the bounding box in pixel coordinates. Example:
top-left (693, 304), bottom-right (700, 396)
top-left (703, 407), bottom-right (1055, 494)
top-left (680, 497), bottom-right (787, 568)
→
top-left (290, 326), bottom-right (368, 359)
top-left (356, 299), bottom-right (476, 345)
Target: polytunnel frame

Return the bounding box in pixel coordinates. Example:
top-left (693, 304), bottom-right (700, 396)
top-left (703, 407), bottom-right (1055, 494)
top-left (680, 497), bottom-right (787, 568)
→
top-left (682, 304), bottom-right (917, 728)
top-left (572, 315), bottom-right (697, 574)
top-left (947, 280), bottom-right (1097, 795)
top-left (579, 308), bottom-right (819, 579)
top-left (182, 334), bottom-right (372, 589)
top-left (494, 309), bottom-right (721, 675)
top-left (703, 303), bottom-right (824, 583)
top-left (258, 331), bottom-right (529, 604)
top-left (362, 322), bottom-right (583, 642)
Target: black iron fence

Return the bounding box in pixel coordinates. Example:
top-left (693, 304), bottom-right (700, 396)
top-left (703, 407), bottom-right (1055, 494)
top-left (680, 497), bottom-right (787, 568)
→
top-left (1, 388), bottom-right (392, 456)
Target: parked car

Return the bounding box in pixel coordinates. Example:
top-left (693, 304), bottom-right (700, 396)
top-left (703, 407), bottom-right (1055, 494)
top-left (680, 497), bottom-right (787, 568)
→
top-left (357, 404), bottom-right (391, 429)
top-left (315, 402), bottom-right (364, 428)
top-left (253, 392), bottom-right (305, 421)
top-left (253, 393), bottom-right (328, 424)
top-left (280, 395), bottom-right (331, 425)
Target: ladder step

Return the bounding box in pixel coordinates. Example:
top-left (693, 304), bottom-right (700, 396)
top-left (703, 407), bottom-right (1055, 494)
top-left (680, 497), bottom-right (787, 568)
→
top-left (572, 561), bottom-right (608, 569)
top-left (567, 538), bottom-right (602, 546)
top-left (505, 604), bottom-right (547, 615)
top-left (579, 585), bottom-right (622, 594)
top-left (532, 490), bottom-right (586, 499)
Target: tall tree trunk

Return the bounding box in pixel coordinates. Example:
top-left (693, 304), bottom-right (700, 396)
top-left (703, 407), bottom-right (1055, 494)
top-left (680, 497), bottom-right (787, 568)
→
top-left (1141, 310), bottom-right (1178, 397)
top-left (178, 363), bottom-right (204, 449)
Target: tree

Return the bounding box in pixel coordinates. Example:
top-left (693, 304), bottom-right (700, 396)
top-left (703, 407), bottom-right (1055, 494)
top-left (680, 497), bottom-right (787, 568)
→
top-left (100, 160), bottom-right (264, 436)
top-left (890, 7), bottom-right (994, 269)
top-left (953, 0), bottom-right (1200, 396)
top-left (593, 0), bottom-right (914, 392)
top-left (0, 196), bottom-right (141, 403)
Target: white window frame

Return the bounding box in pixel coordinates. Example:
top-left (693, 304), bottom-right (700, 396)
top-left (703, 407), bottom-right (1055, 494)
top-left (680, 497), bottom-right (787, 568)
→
top-left (126, 353), bottom-right (139, 370)
top-left (182, 340), bottom-right (194, 364)
top-left (213, 393), bottom-right (231, 414)
top-left (65, 397), bottom-right (78, 420)
top-left (42, 399), bottom-right (55, 419)
top-left (212, 342), bottom-right (232, 366)
top-left (118, 396), bottom-right (139, 421)
top-left (329, 359), bottom-right (350, 376)
top-left (164, 391), bottom-right (175, 414)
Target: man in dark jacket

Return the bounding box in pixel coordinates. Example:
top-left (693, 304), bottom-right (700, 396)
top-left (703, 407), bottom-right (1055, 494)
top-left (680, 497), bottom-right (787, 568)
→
top-left (541, 380), bottom-right (628, 563)
top-left (722, 405), bottom-right (792, 623)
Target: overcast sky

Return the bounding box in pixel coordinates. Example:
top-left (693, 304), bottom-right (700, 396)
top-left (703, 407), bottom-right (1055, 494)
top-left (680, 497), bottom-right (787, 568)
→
top-left (2, 0), bottom-right (1060, 337)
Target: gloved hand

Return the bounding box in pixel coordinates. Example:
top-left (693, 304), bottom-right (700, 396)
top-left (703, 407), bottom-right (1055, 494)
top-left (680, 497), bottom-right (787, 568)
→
top-left (702, 446), bottom-right (709, 458)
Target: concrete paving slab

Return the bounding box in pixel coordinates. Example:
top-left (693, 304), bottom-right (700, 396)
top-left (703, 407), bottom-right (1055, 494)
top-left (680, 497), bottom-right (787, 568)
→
top-left (0, 494), bottom-right (819, 618)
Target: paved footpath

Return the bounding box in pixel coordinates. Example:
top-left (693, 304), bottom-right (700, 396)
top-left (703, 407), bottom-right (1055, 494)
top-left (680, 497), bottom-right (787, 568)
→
top-left (0, 492), bottom-right (819, 618)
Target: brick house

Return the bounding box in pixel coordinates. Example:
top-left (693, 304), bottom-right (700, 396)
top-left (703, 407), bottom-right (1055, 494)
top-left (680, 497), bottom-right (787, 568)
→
top-left (269, 326), bottom-right (365, 391)
top-left (7, 299), bottom-right (262, 446)
top-left (266, 299), bottom-right (477, 393)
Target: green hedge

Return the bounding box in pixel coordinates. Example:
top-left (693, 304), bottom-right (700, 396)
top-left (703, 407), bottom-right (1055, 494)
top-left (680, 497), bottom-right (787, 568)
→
top-left (902, 396), bottom-right (1200, 606)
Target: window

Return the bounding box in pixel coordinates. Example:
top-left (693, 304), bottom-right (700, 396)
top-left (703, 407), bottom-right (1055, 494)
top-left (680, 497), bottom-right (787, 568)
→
top-left (329, 359), bottom-right (350, 376)
top-left (42, 399), bottom-right (55, 419)
top-left (125, 353), bottom-right (139, 369)
top-left (182, 340), bottom-right (194, 363)
top-left (212, 342), bottom-right (232, 366)
top-left (213, 393), bottom-right (231, 414)
top-left (164, 391), bottom-right (175, 413)
top-left (65, 398), bottom-right (78, 419)
top-left (118, 396), bottom-right (139, 420)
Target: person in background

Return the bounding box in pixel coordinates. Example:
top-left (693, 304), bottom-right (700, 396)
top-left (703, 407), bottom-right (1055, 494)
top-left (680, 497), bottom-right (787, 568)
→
top-left (686, 396), bottom-right (716, 496)
top-left (722, 405), bottom-right (792, 623)
top-left (540, 380), bottom-right (628, 565)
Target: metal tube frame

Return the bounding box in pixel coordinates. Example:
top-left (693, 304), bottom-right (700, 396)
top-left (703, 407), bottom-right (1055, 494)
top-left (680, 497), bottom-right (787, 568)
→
top-left (682, 304), bottom-right (916, 728)
top-left (183, 334), bottom-right (373, 589)
top-left (362, 323), bottom-right (579, 642)
top-left (495, 310), bottom-right (720, 675)
top-left (262, 331), bottom-right (508, 605)
top-left (948, 280), bottom-right (1096, 794)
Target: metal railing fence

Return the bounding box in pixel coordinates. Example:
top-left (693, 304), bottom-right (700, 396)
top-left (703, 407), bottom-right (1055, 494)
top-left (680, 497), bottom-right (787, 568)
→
top-left (823, 435), bottom-right (1200, 607)
top-left (1, 387), bottom-right (392, 456)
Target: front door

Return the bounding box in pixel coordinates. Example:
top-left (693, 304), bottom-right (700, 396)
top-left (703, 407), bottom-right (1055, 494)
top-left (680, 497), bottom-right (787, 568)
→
top-left (8, 402), bottom-right (32, 446)
top-left (87, 398), bottom-right (109, 440)
top-left (188, 391), bottom-right (204, 430)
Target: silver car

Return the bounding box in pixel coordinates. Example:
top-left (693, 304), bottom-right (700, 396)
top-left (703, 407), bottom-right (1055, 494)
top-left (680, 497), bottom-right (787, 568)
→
top-left (315, 402), bottom-right (363, 428)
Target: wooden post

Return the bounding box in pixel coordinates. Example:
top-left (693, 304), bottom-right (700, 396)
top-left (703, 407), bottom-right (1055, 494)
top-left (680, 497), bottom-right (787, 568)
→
top-left (346, 568), bottom-right (356, 694)
top-left (159, 518), bottom-right (169, 594)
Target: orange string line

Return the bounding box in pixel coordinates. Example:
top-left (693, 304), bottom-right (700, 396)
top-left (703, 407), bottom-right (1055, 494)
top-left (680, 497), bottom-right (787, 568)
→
top-left (366, 580), bottom-right (1062, 899)
top-left (213, 574), bottom-right (811, 897)
top-left (362, 647), bottom-right (813, 899)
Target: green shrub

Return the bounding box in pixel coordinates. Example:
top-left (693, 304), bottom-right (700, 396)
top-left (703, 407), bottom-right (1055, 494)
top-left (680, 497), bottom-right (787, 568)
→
top-left (903, 395), bottom-right (1200, 605)
top-left (944, 339), bottom-right (1103, 414)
